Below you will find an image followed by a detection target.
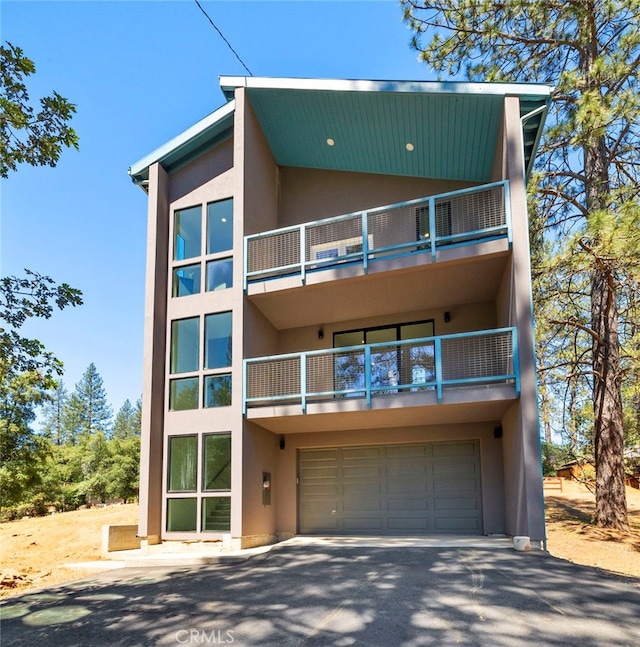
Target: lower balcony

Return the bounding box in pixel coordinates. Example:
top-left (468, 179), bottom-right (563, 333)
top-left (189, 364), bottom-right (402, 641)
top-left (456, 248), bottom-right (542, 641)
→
top-left (243, 328), bottom-right (520, 433)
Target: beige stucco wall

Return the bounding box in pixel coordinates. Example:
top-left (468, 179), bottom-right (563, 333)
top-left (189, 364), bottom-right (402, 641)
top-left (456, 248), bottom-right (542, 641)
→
top-left (138, 162), bottom-right (169, 540)
top-left (273, 422), bottom-right (506, 536)
top-left (235, 89), bottom-right (280, 542)
top-left (241, 422), bottom-right (278, 538)
top-left (278, 167), bottom-right (474, 228)
top-left (275, 301), bottom-right (497, 356)
top-left (169, 138), bottom-right (234, 204)
top-left (501, 95), bottom-right (545, 542)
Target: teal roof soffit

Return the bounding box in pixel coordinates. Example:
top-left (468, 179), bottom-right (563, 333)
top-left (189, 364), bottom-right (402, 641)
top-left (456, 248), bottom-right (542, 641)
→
top-left (128, 100), bottom-right (235, 188)
top-left (128, 78), bottom-right (552, 190)
top-left (223, 77), bottom-right (552, 184)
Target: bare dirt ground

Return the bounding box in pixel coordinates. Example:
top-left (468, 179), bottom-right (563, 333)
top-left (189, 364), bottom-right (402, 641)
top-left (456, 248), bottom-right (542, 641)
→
top-left (544, 480), bottom-right (640, 579)
top-left (1, 483), bottom-right (639, 600)
top-left (0, 504), bottom-right (138, 599)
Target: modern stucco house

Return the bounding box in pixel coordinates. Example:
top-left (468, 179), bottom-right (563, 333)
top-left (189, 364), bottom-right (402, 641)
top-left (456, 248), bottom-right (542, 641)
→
top-left (129, 76), bottom-right (552, 549)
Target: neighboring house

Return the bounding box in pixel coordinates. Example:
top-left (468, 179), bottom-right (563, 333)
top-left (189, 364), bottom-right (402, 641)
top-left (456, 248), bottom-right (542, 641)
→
top-left (129, 76), bottom-right (552, 549)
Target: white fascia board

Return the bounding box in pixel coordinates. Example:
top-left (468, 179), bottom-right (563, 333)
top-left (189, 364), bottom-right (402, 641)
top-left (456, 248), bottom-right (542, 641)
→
top-left (128, 99), bottom-right (235, 178)
top-left (219, 75), bottom-right (554, 100)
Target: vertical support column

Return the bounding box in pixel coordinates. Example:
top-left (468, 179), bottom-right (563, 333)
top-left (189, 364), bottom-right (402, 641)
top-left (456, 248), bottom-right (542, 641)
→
top-left (138, 162), bottom-right (169, 544)
top-left (503, 95), bottom-right (545, 543)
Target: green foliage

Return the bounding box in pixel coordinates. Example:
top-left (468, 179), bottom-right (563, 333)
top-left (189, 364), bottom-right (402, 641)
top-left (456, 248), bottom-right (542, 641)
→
top-left (403, 0), bottom-right (640, 530)
top-left (0, 41), bottom-right (79, 177)
top-left (63, 363), bottom-right (112, 443)
top-left (39, 381), bottom-right (69, 445)
top-left (112, 398), bottom-right (141, 441)
top-left (541, 442), bottom-right (576, 477)
top-left (0, 271), bottom-right (83, 380)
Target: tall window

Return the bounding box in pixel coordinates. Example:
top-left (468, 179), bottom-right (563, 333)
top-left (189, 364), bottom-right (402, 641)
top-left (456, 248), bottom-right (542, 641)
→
top-left (207, 199), bottom-right (233, 254)
top-left (170, 318), bottom-right (200, 374)
top-left (166, 434), bottom-right (231, 534)
top-left (168, 435), bottom-right (197, 491)
top-left (205, 312), bottom-right (232, 369)
top-left (203, 433), bottom-right (231, 490)
top-left (174, 206), bottom-right (202, 260)
top-left (172, 199), bottom-right (233, 299)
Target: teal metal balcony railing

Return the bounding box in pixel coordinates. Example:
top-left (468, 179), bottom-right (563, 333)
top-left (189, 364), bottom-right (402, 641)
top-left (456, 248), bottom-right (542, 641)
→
top-left (244, 181), bottom-right (511, 288)
top-left (243, 328), bottom-right (519, 414)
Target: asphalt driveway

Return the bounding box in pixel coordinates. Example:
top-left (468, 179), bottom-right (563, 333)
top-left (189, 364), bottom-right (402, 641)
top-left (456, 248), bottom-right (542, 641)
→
top-left (1, 543), bottom-right (639, 646)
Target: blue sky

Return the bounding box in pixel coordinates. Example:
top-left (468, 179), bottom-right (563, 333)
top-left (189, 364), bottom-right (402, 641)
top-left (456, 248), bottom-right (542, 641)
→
top-left (1, 0), bottom-right (435, 416)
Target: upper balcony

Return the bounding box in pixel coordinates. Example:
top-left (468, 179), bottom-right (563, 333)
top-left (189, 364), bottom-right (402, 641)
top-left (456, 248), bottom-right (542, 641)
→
top-left (244, 327), bottom-right (519, 433)
top-left (244, 181), bottom-right (512, 330)
top-left (246, 181), bottom-right (510, 285)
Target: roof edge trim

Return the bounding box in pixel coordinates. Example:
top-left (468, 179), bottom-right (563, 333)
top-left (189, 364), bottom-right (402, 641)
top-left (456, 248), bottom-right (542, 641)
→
top-left (220, 75), bottom-right (554, 100)
top-left (128, 99), bottom-right (236, 184)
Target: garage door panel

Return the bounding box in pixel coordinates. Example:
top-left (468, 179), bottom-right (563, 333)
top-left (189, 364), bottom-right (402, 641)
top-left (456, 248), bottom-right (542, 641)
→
top-left (343, 518), bottom-right (384, 531)
top-left (386, 464), bottom-right (429, 479)
top-left (299, 441), bottom-right (482, 535)
top-left (343, 447), bottom-right (382, 460)
top-left (343, 488), bottom-right (382, 512)
top-left (387, 479), bottom-right (430, 495)
top-left (343, 465), bottom-right (382, 479)
top-left (434, 496), bottom-right (480, 511)
top-left (299, 483), bottom-right (338, 497)
top-left (386, 444), bottom-right (431, 459)
top-left (434, 476), bottom-right (479, 493)
top-left (387, 497), bottom-right (429, 511)
top-left (388, 517), bottom-right (430, 531)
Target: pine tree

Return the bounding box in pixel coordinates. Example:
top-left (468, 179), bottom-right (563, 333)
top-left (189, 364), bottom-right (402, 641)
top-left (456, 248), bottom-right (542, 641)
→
top-left (111, 399), bottom-right (140, 441)
top-left (403, 0), bottom-right (640, 529)
top-left (63, 363), bottom-right (112, 443)
top-left (40, 381), bottom-right (68, 445)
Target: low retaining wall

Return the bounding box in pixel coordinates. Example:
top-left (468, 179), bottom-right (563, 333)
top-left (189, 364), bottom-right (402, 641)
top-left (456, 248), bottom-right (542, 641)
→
top-left (102, 524), bottom-right (141, 555)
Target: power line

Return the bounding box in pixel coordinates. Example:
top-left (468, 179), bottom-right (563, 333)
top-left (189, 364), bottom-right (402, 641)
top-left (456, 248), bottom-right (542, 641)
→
top-left (193, 0), bottom-right (254, 76)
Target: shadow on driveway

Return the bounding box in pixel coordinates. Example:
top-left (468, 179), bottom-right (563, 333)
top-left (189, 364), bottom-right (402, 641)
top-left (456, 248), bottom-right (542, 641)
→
top-left (1, 545), bottom-right (639, 646)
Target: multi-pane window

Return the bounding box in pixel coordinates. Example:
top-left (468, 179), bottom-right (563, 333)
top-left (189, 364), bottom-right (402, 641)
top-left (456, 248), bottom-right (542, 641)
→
top-left (166, 433), bottom-right (231, 533)
top-left (168, 313), bottom-right (232, 411)
top-left (171, 199), bottom-right (233, 299)
top-left (333, 320), bottom-right (435, 394)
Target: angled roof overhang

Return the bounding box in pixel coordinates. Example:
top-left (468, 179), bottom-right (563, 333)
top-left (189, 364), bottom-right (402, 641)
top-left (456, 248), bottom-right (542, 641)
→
top-left (129, 76), bottom-right (552, 191)
top-left (128, 99), bottom-right (235, 189)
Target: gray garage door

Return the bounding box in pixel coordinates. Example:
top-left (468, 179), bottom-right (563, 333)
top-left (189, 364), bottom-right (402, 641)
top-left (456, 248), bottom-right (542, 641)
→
top-left (299, 441), bottom-right (482, 534)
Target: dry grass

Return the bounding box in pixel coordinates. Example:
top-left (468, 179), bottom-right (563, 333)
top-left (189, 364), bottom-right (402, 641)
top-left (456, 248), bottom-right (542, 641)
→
top-left (1, 483), bottom-right (639, 599)
top-left (0, 503), bottom-right (138, 598)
